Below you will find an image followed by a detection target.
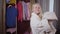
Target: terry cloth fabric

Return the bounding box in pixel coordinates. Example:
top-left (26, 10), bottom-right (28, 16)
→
top-left (6, 6), bottom-right (17, 27)
top-left (43, 12), bottom-right (58, 20)
top-left (30, 12), bottom-right (56, 34)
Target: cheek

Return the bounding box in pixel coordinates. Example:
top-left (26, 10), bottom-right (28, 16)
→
top-left (36, 11), bottom-right (39, 13)
top-left (33, 8), bottom-right (37, 11)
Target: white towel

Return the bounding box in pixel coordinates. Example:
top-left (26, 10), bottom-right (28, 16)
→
top-left (43, 12), bottom-right (58, 20)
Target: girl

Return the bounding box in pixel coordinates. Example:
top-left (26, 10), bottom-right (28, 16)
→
top-left (30, 3), bottom-right (56, 34)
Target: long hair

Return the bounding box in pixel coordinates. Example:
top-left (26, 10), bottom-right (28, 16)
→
top-left (32, 3), bottom-right (42, 19)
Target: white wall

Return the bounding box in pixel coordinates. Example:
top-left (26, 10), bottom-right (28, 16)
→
top-left (49, 0), bottom-right (54, 12)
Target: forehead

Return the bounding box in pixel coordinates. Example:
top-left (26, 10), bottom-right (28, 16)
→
top-left (33, 4), bottom-right (40, 8)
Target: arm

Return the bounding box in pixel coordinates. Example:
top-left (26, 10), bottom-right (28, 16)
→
top-left (30, 16), bottom-right (44, 31)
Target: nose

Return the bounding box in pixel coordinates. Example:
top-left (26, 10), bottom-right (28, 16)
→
top-left (38, 7), bottom-right (40, 9)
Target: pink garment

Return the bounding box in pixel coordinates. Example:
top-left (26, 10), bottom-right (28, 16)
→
top-left (22, 1), bottom-right (26, 20)
top-left (17, 2), bottom-right (23, 22)
top-left (7, 28), bottom-right (16, 34)
top-left (26, 3), bottom-right (30, 20)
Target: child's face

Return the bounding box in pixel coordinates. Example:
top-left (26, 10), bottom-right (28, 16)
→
top-left (33, 4), bottom-right (41, 14)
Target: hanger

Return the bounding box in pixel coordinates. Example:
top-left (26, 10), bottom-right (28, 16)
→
top-left (8, 5), bottom-right (12, 8)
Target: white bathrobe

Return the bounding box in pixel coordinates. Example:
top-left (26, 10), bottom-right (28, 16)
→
top-left (30, 12), bottom-right (56, 34)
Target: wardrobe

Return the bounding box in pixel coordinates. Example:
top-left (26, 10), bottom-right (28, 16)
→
top-left (2, 0), bottom-right (35, 34)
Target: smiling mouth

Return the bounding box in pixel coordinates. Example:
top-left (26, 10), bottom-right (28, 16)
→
top-left (37, 12), bottom-right (40, 15)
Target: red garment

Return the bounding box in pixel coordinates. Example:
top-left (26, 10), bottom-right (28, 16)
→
top-left (17, 2), bottom-right (23, 22)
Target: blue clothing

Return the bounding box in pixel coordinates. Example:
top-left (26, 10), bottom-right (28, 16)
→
top-left (6, 6), bottom-right (17, 27)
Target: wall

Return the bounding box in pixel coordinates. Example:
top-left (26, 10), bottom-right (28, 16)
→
top-left (54, 0), bottom-right (60, 30)
top-left (0, 0), bottom-right (3, 34)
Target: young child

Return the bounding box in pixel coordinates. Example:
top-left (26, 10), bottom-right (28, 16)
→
top-left (30, 3), bottom-right (56, 34)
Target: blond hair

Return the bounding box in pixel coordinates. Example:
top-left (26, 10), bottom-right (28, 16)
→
top-left (32, 3), bottom-right (42, 19)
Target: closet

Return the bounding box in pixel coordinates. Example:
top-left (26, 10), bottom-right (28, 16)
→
top-left (3, 0), bottom-right (35, 34)
top-left (17, 0), bottom-right (31, 34)
top-left (3, 0), bottom-right (17, 34)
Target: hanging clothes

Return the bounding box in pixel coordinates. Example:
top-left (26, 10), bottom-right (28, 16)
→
top-left (6, 6), bottom-right (17, 27)
top-left (22, 1), bottom-right (28, 20)
top-left (9, 0), bottom-right (16, 4)
top-left (17, 2), bottom-right (23, 22)
top-left (6, 0), bottom-right (10, 3)
top-left (26, 2), bottom-right (31, 20)
top-left (22, 1), bottom-right (26, 20)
